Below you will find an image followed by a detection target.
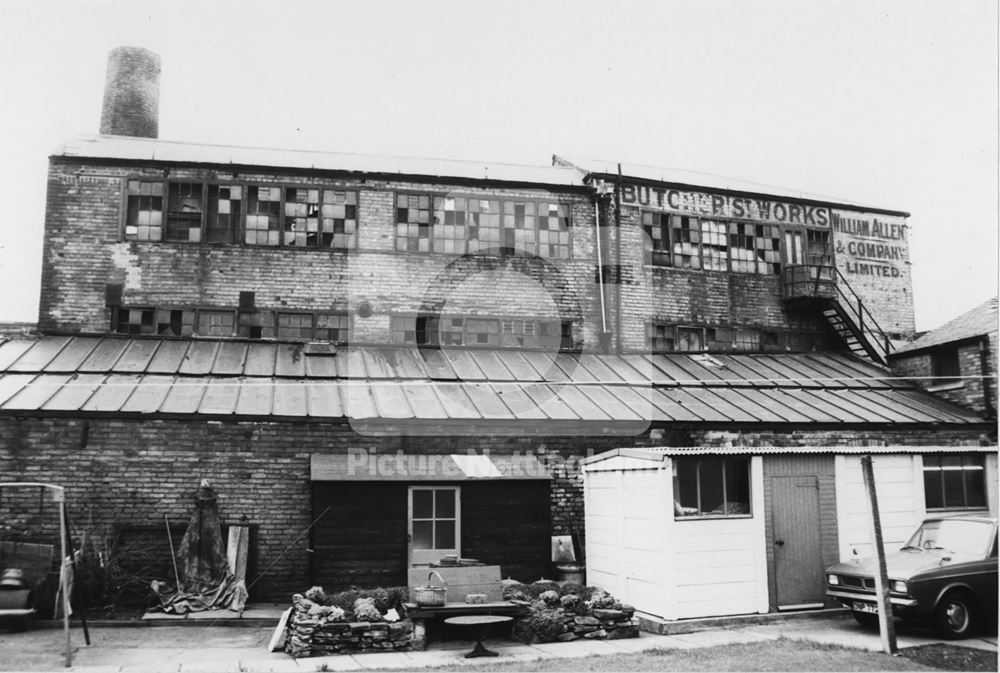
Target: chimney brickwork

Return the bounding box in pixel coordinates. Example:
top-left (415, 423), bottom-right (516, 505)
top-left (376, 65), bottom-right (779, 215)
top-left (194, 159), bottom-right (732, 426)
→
top-left (99, 46), bottom-right (161, 138)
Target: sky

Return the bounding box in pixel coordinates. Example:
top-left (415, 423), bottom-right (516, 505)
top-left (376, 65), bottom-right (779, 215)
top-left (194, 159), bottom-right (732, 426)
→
top-left (0, 0), bottom-right (996, 332)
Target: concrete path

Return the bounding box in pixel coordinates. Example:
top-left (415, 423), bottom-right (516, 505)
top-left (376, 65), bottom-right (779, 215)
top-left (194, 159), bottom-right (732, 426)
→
top-left (0, 614), bottom-right (994, 671)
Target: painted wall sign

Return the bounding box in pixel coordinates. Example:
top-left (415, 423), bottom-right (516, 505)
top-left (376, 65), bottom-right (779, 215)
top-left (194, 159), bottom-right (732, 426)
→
top-left (831, 209), bottom-right (914, 335)
top-left (619, 182), bottom-right (830, 226)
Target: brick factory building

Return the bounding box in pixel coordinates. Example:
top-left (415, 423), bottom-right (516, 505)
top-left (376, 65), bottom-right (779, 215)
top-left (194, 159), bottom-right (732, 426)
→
top-left (0, 47), bottom-right (995, 616)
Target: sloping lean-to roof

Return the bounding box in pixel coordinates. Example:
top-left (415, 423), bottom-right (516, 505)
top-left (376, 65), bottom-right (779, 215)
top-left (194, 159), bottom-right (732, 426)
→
top-left (54, 135), bottom-right (585, 188)
top-left (893, 297), bottom-right (998, 355)
top-left (0, 337), bottom-right (984, 428)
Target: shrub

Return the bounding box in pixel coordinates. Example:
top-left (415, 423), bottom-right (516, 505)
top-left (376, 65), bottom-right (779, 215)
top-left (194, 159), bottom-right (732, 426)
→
top-left (558, 582), bottom-right (585, 597)
top-left (531, 580), bottom-right (561, 596)
top-left (304, 586), bottom-right (327, 604)
top-left (539, 590), bottom-right (560, 606)
top-left (353, 597), bottom-right (381, 621)
top-left (588, 590), bottom-right (617, 609)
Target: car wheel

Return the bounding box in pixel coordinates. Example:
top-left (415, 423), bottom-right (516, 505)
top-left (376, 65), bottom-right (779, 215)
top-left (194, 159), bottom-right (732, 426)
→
top-left (935, 591), bottom-right (976, 639)
top-left (851, 610), bottom-right (879, 630)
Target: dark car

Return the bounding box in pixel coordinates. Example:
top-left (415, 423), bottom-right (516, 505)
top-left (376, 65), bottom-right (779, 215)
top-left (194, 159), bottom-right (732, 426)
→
top-left (825, 515), bottom-right (998, 638)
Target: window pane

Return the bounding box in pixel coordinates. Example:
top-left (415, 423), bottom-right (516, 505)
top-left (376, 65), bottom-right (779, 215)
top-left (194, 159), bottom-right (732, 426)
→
top-left (965, 469), bottom-right (986, 508)
top-left (924, 470), bottom-right (944, 509)
top-left (943, 469), bottom-right (965, 508)
top-left (435, 521), bottom-right (455, 550)
top-left (413, 489), bottom-right (433, 519)
top-left (412, 521), bottom-right (433, 550)
top-left (435, 489), bottom-right (455, 518)
top-left (698, 458), bottom-right (725, 514)
top-left (675, 460), bottom-right (699, 514)
top-left (724, 459), bottom-right (751, 514)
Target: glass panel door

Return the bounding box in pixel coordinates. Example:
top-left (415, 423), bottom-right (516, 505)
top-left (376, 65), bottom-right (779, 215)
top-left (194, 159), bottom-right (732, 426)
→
top-left (408, 486), bottom-right (460, 566)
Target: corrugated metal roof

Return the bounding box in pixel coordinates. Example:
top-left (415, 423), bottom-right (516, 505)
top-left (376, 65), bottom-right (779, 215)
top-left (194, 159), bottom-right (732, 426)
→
top-left (55, 135), bottom-right (584, 187)
top-left (582, 445), bottom-right (999, 465)
top-left (0, 337), bottom-right (985, 425)
top-left (893, 297), bottom-right (998, 354)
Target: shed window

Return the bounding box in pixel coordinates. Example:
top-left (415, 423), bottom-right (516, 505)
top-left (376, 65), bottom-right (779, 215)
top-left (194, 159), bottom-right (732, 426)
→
top-left (923, 454), bottom-right (986, 510)
top-left (673, 456), bottom-right (751, 518)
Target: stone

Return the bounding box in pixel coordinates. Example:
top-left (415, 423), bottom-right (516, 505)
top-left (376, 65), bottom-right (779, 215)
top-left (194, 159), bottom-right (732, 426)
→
top-left (592, 608), bottom-right (624, 620)
top-left (584, 629), bottom-right (608, 639)
top-left (557, 632), bottom-right (579, 642)
top-left (575, 625), bottom-right (598, 633)
top-left (368, 622), bottom-right (389, 631)
top-left (350, 621), bottom-right (371, 632)
top-left (607, 625), bottom-right (640, 639)
top-left (574, 615), bottom-right (600, 626)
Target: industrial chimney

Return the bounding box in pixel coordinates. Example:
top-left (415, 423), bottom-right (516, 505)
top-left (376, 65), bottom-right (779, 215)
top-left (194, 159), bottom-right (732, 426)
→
top-left (99, 46), bottom-right (161, 138)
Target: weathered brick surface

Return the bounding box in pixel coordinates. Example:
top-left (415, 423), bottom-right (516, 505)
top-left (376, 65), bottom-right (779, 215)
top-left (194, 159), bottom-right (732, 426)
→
top-left (891, 336), bottom-right (997, 419)
top-left (0, 416), bottom-right (987, 600)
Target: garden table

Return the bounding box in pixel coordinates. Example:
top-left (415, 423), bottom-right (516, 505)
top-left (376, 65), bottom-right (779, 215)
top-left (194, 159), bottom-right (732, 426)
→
top-left (443, 614), bottom-right (513, 658)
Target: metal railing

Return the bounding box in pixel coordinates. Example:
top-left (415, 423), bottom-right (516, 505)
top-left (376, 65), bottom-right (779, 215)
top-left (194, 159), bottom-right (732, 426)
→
top-left (782, 265), bottom-right (893, 364)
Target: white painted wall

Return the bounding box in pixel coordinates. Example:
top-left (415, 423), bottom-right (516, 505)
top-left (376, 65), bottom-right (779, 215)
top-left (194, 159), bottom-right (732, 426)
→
top-left (583, 454), bottom-right (768, 621)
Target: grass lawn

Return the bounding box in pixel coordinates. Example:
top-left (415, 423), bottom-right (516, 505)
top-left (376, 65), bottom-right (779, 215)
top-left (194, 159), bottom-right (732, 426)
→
top-left (391, 638), bottom-right (995, 672)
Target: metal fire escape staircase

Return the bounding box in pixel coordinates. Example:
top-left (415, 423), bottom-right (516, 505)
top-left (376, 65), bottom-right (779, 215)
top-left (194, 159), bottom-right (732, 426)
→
top-left (782, 265), bottom-right (893, 365)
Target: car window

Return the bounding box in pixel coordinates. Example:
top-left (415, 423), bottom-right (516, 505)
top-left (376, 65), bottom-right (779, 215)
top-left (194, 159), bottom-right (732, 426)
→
top-left (907, 519), bottom-right (995, 556)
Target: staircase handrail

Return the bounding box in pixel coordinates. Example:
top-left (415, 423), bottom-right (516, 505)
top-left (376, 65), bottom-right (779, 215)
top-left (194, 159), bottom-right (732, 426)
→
top-left (829, 266), bottom-right (893, 361)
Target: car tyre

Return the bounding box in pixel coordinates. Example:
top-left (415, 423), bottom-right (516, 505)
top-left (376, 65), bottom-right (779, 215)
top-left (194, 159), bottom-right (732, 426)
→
top-left (851, 610), bottom-right (879, 630)
top-left (934, 591), bottom-right (976, 639)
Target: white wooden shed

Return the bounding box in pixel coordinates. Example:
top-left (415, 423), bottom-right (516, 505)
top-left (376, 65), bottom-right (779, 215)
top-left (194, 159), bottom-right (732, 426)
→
top-left (581, 448), bottom-right (768, 621)
top-left (582, 446), bottom-right (999, 622)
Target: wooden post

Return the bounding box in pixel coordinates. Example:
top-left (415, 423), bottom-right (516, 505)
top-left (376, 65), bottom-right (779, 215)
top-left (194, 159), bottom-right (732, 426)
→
top-left (861, 455), bottom-right (897, 655)
top-left (54, 491), bottom-right (72, 668)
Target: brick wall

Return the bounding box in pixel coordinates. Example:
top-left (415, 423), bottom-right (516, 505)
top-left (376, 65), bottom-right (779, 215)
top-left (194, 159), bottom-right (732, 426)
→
top-left (39, 160), bottom-right (601, 348)
top-left (0, 415), bottom-right (988, 600)
top-left (891, 337), bottom-right (997, 419)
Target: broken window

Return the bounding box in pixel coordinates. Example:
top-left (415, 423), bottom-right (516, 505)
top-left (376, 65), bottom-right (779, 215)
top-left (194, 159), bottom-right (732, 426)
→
top-left (728, 222), bottom-right (756, 273)
top-left (646, 323), bottom-right (675, 353)
top-left (165, 183), bottom-right (204, 242)
top-left (314, 313), bottom-right (349, 342)
top-left (537, 203), bottom-right (571, 259)
top-left (464, 318), bottom-right (500, 346)
top-left (642, 212), bottom-right (671, 266)
top-left (677, 327), bottom-right (704, 351)
top-left (466, 199), bottom-right (502, 254)
top-left (700, 220), bottom-right (728, 271)
top-left (277, 312), bottom-right (314, 339)
top-left (754, 224), bottom-right (782, 274)
top-left (502, 201), bottom-right (538, 256)
top-left (206, 185), bottom-right (242, 244)
top-left (245, 186), bottom-right (282, 246)
top-left (670, 215), bottom-right (700, 269)
top-left (396, 194), bottom-right (432, 252)
top-left (732, 328), bottom-right (761, 352)
top-left (114, 307), bottom-right (156, 334)
top-left (433, 197), bottom-right (469, 254)
top-left (284, 188), bottom-right (320, 247)
top-left (155, 308), bottom-right (196, 336)
top-left (320, 190), bottom-right (358, 249)
top-left (124, 180), bottom-right (164, 241)
top-left (673, 456), bottom-right (751, 518)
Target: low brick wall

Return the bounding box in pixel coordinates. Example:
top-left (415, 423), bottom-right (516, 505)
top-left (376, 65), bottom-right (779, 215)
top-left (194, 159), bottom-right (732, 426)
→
top-left (284, 595), bottom-right (415, 657)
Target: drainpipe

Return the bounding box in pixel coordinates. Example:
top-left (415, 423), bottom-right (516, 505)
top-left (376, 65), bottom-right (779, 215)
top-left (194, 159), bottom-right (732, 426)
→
top-left (594, 197), bottom-right (610, 351)
top-left (980, 336), bottom-right (994, 419)
top-left (615, 163), bottom-right (624, 354)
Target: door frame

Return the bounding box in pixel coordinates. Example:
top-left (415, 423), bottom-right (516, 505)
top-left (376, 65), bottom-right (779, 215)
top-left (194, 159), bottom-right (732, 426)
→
top-left (769, 474), bottom-right (826, 610)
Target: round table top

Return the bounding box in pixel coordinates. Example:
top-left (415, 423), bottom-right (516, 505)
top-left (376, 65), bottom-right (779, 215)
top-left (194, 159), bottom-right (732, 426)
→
top-left (444, 615), bottom-right (514, 626)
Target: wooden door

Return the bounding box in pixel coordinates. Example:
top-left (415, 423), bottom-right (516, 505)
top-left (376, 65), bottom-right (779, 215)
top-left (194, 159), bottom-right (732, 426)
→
top-left (771, 475), bottom-right (825, 609)
top-left (408, 486), bottom-right (460, 566)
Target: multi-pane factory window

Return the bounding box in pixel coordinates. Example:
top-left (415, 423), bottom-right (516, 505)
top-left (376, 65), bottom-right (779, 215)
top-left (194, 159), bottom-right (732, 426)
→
top-left (321, 190), bottom-right (358, 249)
top-left (728, 222), bottom-right (757, 273)
top-left (466, 199), bottom-right (502, 253)
top-left (700, 220), bottom-right (728, 271)
top-left (166, 183), bottom-right (204, 242)
top-left (642, 212), bottom-right (671, 266)
top-left (206, 185), bottom-right (242, 244)
top-left (197, 310), bottom-right (236, 336)
top-left (755, 224), bottom-right (782, 274)
top-left (464, 318), bottom-right (500, 346)
top-left (391, 315), bottom-right (565, 348)
top-left (433, 197), bottom-right (469, 254)
top-left (245, 186), bottom-right (282, 246)
top-left (155, 308), bottom-right (196, 336)
top-left (283, 188), bottom-right (320, 248)
top-left (732, 328), bottom-right (762, 352)
top-left (114, 307), bottom-right (156, 334)
top-left (396, 194), bottom-right (432, 252)
top-left (124, 180), bottom-right (164, 241)
top-left (537, 203), bottom-right (571, 259)
top-left (646, 323), bottom-right (675, 352)
top-left (670, 215), bottom-right (700, 269)
top-left (677, 327), bottom-right (704, 351)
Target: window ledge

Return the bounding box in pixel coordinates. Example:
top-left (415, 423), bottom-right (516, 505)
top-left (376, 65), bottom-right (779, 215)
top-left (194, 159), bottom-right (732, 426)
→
top-left (926, 381), bottom-right (965, 392)
top-left (675, 514), bottom-right (753, 522)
